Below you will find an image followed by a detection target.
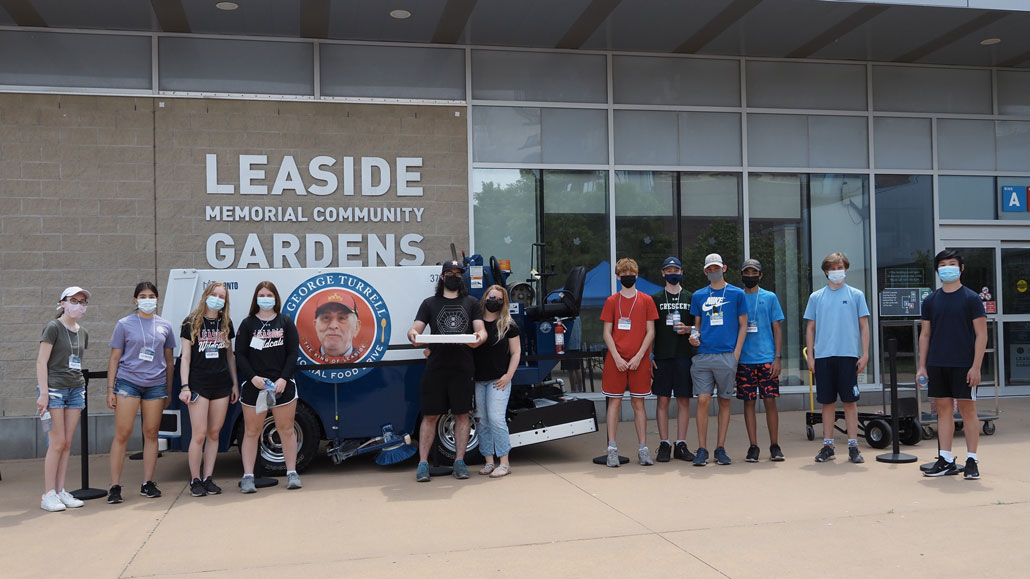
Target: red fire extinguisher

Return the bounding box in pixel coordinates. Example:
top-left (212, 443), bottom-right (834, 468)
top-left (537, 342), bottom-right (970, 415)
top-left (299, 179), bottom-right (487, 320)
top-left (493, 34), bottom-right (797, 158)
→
top-left (554, 319), bottom-right (565, 355)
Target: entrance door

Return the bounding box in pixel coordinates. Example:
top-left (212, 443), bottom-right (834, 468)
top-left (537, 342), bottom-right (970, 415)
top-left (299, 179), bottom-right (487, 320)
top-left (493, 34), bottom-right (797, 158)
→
top-left (999, 244), bottom-right (1030, 395)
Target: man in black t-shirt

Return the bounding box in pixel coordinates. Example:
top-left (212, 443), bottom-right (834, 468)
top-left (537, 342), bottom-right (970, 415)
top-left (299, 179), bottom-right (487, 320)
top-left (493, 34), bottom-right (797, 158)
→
top-left (917, 249), bottom-right (987, 480)
top-left (407, 260), bottom-right (486, 483)
top-left (650, 257), bottom-right (696, 463)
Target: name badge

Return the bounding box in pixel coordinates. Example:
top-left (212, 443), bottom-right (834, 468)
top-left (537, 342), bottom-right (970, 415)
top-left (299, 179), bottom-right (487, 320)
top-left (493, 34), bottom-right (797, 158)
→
top-left (617, 317), bottom-right (632, 331)
top-left (747, 321), bottom-right (758, 334)
top-left (710, 312), bottom-right (724, 326)
top-left (68, 354), bottom-right (81, 370)
top-left (666, 313), bottom-right (675, 326)
top-left (250, 337), bottom-right (265, 350)
top-left (205, 345), bottom-right (219, 359)
top-left (138, 347), bottom-right (156, 362)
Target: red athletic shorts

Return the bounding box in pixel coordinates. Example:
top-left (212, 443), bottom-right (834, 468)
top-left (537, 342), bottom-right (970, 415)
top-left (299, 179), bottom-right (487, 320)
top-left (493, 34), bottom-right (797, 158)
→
top-left (602, 352), bottom-right (652, 398)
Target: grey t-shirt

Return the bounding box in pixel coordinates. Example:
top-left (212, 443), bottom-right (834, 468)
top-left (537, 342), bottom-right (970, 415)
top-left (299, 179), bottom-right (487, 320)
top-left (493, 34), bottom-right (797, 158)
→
top-left (41, 319), bottom-right (88, 389)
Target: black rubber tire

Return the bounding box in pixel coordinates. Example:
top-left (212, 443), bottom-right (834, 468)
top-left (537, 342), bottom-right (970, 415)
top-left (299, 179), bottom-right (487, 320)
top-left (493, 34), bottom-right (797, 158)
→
top-left (806, 425), bottom-right (815, 441)
top-left (900, 419), bottom-right (922, 446)
top-left (982, 421), bottom-right (996, 435)
top-left (865, 419), bottom-right (892, 449)
top-left (921, 424), bottom-right (936, 440)
top-left (428, 412), bottom-right (483, 466)
top-left (246, 402), bottom-right (321, 475)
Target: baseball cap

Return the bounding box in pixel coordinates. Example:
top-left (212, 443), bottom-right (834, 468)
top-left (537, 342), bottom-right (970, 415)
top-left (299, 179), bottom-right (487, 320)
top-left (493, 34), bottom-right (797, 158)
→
top-left (661, 256), bottom-right (682, 270)
top-left (740, 258), bottom-right (762, 273)
top-left (703, 253), bottom-right (724, 269)
top-left (441, 259), bottom-right (465, 274)
top-left (59, 286), bottom-right (92, 302)
top-left (314, 291), bottom-right (357, 317)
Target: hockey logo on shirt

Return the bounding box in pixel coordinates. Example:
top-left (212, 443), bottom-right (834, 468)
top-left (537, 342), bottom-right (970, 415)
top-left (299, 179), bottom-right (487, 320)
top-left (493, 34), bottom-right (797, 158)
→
top-left (437, 305), bottom-right (470, 334)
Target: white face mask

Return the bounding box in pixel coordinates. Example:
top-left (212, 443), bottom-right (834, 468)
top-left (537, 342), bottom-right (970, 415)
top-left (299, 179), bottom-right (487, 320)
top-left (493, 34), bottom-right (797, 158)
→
top-left (827, 270), bottom-right (846, 284)
top-left (64, 303), bottom-right (87, 319)
top-left (137, 298), bottom-right (158, 314)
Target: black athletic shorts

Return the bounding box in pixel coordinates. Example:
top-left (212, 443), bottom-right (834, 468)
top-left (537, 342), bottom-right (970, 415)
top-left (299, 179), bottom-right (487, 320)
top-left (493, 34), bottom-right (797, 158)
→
top-left (927, 366), bottom-right (977, 400)
top-left (814, 356), bottom-right (860, 404)
top-left (240, 379), bottom-right (298, 408)
top-left (420, 368), bottom-right (475, 416)
top-left (651, 358), bottom-right (693, 398)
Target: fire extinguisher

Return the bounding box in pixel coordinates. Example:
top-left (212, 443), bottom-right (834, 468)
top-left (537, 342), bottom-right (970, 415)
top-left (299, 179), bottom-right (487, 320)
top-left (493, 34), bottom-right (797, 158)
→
top-left (554, 319), bottom-right (565, 355)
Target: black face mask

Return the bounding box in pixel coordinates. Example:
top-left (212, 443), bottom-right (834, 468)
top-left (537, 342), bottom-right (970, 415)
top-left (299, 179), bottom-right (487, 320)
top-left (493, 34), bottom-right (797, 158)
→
top-left (620, 275), bottom-right (636, 289)
top-left (741, 275), bottom-right (760, 289)
top-left (663, 273), bottom-right (682, 285)
top-left (443, 275), bottom-right (462, 291)
top-left (484, 298), bottom-right (503, 313)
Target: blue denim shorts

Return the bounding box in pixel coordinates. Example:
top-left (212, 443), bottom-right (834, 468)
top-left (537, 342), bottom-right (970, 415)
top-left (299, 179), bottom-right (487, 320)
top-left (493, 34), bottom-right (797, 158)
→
top-left (114, 378), bottom-right (168, 401)
top-left (40, 386), bottom-right (86, 410)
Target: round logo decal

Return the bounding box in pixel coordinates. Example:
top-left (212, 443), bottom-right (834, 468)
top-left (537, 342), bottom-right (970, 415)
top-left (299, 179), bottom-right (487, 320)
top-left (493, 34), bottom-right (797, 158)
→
top-left (283, 273), bottom-right (391, 383)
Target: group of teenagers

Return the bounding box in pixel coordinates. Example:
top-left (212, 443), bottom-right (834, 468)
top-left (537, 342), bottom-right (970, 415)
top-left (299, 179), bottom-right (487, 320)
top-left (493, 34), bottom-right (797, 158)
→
top-left (596, 248), bottom-right (986, 481)
top-left (32, 248), bottom-right (986, 510)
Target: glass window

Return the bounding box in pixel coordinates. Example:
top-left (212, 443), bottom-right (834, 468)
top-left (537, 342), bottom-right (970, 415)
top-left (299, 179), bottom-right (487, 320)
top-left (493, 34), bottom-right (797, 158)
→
top-left (471, 169), bottom-right (539, 284)
top-left (999, 177), bottom-right (1030, 222)
top-left (938, 176), bottom-right (996, 220)
top-left (614, 111), bottom-right (679, 166)
top-left (1004, 322), bottom-right (1030, 387)
top-left (944, 247), bottom-right (996, 314)
top-left (159, 37), bottom-right (313, 95)
top-left (319, 45), bottom-right (464, 100)
top-left (996, 121), bottom-right (1030, 173)
top-left (875, 175), bottom-right (934, 298)
top-left (679, 112), bottom-right (741, 167)
top-left (613, 55), bottom-right (740, 106)
top-left (749, 173), bottom-right (810, 387)
top-left (471, 50), bottom-right (606, 103)
top-left (997, 70), bottom-right (1030, 116)
top-left (872, 66), bottom-right (991, 114)
top-left (541, 108), bottom-right (608, 165)
top-left (937, 119), bottom-right (996, 171)
top-left (0, 31), bottom-right (150, 90)
top-left (614, 171), bottom-right (677, 283)
top-left (748, 114), bottom-right (867, 168)
top-left (472, 106), bottom-right (607, 164)
top-left (873, 117), bottom-right (932, 170)
top-left (1001, 248), bottom-right (1030, 315)
top-left (747, 114), bottom-right (807, 167)
top-left (746, 61), bottom-right (866, 111)
top-left (680, 173), bottom-right (743, 290)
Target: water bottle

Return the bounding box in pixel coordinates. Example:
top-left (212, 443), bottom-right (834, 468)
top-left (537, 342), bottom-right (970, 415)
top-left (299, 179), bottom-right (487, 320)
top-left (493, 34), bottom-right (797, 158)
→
top-left (690, 327), bottom-right (700, 342)
top-left (263, 379), bottom-right (277, 405)
top-left (41, 410), bottom-right (52, 433)
top-left (917, 375), bottom-right (928, 387)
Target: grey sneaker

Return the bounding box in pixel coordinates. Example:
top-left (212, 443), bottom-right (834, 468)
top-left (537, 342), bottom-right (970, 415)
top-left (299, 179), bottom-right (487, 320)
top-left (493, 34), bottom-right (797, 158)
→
top-left (286, 472), bottom-right (302, 489)
top-left (453, 460), bottom-right (470, 479)
top-left (815, 445), bottom-right (835, 462)
top-left (848, 446), bottom-right (864, 463)
top-left (638, 446), bottom-right (654, 466)
top-left (714, 446), bottom-right (732, 465)
top-left (606, 446), bottom-right (620, 468)
top-left (240, 476), bottom-right (257, 494)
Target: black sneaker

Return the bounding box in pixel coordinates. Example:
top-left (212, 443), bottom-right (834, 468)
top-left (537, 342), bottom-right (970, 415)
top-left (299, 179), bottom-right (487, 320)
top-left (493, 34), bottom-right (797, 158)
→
top-left (656, 441), bottom-right (672, 463)
top-left (815, 444), bottom-right (835, 462)
top-left (107, 485), bottom-right (123, 504)
top-left (189, 478), bottom-right (207, 497)
top-left (202, 477), bottom-right (222, 495)
top-left (745, 445), bottom-right (760, 463)
top-left (769, 444), bottom-right (785, 462)
top-left (963, 458), bottom-right (980, 480)
top-left (922, 456), bottom-right (959, 477)
top-left (140, 481), bottom-right (162, 498)
top-left (848, 446), bottom-right (865, 464)
top-left (673, 442), bottom-right (695, 462)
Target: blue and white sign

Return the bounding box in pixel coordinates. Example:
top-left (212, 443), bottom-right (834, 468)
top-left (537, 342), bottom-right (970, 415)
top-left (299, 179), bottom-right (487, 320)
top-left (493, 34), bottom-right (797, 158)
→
top-left (1002, 185), bottom-right (1028, 213)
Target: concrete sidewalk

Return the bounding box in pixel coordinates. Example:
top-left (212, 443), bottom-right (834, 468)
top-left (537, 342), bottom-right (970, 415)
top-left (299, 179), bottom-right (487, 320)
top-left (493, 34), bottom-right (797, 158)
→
top-left (2, 399), bottom-right (1028, 578)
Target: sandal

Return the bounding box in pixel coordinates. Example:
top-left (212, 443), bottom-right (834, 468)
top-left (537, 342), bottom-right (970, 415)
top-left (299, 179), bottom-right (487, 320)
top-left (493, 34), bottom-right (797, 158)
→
top-left (479, 463), bottom-right (496, 475)
top-left (489, 464), bottom-right (511, 478)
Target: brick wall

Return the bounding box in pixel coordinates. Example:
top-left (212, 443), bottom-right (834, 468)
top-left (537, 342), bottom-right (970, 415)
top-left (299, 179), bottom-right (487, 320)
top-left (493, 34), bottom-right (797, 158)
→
top-left (0, 95), bottom-right (469, 417)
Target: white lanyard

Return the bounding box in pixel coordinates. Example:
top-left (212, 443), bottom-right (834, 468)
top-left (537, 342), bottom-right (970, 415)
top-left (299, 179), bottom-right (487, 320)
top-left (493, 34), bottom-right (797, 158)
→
top-left (618, 291), bottom-right (639, 320)
top-left (664, 290), bottom-right (680, 307)
top-left (63, 323), bottom-right (81, 358)
top-left (137, 314), bottom-right (157, 352)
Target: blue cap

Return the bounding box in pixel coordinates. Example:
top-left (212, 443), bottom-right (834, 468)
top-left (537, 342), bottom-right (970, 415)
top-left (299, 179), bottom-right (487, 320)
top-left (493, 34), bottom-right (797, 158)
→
top-left (661, 256), bottom-right (682, 270)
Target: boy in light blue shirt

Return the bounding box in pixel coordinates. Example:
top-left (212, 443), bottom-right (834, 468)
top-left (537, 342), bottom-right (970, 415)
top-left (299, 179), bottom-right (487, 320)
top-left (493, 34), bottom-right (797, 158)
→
top-left (804, 252), bottom-right (871, 464)
top-left (735, 259), bottom-right (785, 463)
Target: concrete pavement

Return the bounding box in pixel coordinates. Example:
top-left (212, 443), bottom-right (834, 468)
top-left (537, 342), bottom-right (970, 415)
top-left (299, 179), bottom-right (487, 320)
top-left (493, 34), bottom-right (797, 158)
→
top-left (2, 398), bottom-right (1028, 578)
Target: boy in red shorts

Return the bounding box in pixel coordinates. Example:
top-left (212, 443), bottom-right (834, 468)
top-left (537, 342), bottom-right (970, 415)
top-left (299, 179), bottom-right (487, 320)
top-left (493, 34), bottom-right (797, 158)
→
top-left (600, 258), bottom-right (659, 467)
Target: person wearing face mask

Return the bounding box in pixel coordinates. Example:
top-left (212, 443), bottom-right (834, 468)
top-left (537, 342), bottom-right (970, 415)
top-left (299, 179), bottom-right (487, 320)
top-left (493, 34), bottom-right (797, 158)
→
top-left (179, 281), bottom-right (239, 497)
top-left (600, 258), bottom-right (659, 468)
top-left (105, 282), bottom-right (178, 504)
top-left (36, 286), bottom-right (91, 512)
top-left (472, 285), bottom-right (521, 478)
top-left (917, 249), bottom-right (987, 480)
top-left (734, 260), bottom-right (786, 463)
top-left (688, 254), bottom-right (748, 466)
top-left (804, 252), bottom-right (870, 465)
top-left (650, 257), bottom-right (697, 463)
top-left (235, 281), bottom-right (302, 492)
top-left (407, 260), bottom-right (487, 482)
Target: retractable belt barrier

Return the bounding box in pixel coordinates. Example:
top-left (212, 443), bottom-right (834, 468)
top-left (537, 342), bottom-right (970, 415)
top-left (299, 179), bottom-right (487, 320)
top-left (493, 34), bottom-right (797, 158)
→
top-left (69, 369), bottom-right (108, 500)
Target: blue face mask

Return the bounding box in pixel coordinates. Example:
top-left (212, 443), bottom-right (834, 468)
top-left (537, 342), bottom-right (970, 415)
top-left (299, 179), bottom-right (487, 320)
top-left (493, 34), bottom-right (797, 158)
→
top-left (937, 265), bottom-right (961, 283)
top-left (664, 273), bottom-right (682, 285)
top-left (257, 297), bottom-right (276, 311)
top-left (206, 296), bottom-right (225, 311)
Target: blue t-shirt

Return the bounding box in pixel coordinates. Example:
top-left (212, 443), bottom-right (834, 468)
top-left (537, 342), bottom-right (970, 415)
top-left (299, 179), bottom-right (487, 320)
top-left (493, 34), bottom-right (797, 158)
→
top-left (921, 286), bottom-right (986, 368)
top-left (740, 288), bottom-right (785, 364)
top-left (803, 284), bottom-right (870, 359)
top-left (690, 284), bottom-right (748, 354)
top-left (110, 314), bottom-right (178, 387)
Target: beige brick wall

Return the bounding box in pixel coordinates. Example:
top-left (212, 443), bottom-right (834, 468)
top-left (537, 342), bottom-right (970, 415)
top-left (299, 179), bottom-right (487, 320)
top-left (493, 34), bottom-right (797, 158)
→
top-left (1, 95), bottom-right (469, 417)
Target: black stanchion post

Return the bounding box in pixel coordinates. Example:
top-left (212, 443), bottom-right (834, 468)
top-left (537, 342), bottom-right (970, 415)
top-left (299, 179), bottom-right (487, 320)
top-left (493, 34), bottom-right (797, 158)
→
top-left (71, 370), bottom-right (108, 500)
top-left (877, 339), bottom-right (917, 464)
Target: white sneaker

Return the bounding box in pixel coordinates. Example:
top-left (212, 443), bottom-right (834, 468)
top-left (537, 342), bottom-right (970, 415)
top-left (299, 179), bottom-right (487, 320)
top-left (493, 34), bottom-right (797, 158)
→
top-left (638, 446), bottom-right (654, 466)
top-left (57, 489), bottom-right (85, 508)
top-left (41, 491), bottom-right (66, 512)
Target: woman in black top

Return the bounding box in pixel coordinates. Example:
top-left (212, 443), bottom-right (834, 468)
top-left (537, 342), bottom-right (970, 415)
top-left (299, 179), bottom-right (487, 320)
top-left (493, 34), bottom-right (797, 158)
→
top-left (178, 282), bottom-right (238, 497)
top-left (473, 285), bottom-right (521, 478)
top-left (234, 281), bottom-right (302, 492)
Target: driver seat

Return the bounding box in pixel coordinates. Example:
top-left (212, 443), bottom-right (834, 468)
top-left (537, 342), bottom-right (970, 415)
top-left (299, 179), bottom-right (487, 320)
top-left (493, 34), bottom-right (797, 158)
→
top-left (526, 266), bottom-right (586, 321)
